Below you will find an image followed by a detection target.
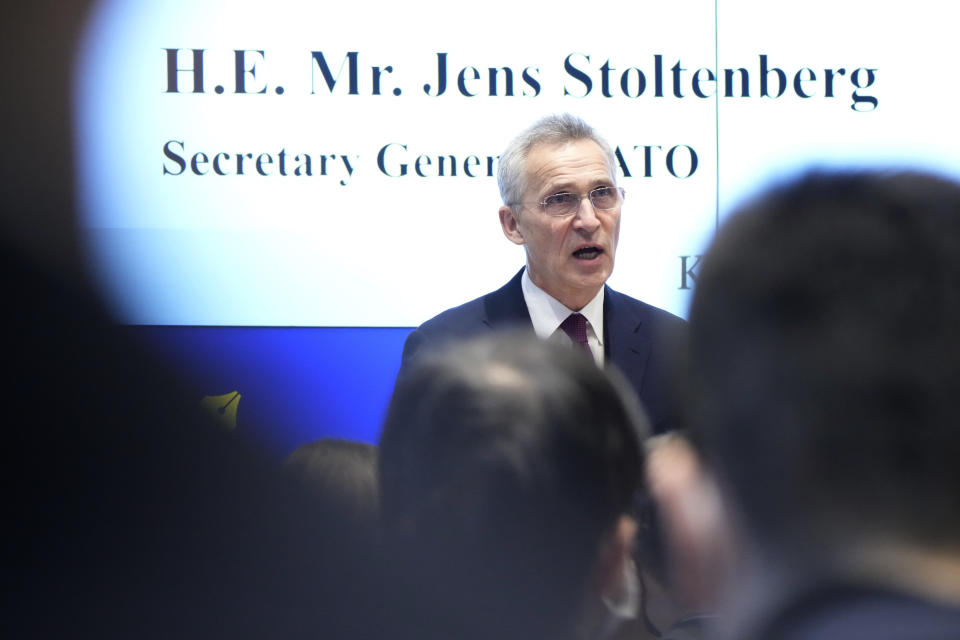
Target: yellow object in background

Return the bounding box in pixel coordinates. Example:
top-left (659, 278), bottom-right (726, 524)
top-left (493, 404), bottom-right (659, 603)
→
top-left (201, 391), bottom-right (241, 431)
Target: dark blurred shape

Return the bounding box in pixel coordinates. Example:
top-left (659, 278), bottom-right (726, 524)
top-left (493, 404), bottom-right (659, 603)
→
top-left (282, 438), bottom-right (382, 638)
top-left (0, 2), bottom-right (93, 286)
top-left (285, 438), bottom-right (379, 537)
top-left (3, 215), bottom-right (364, 640)
top-left (672, 169), bottom-right (960, 639)
top-left (379, 333), bottom-right (650, 640)
top-left (688, 170), bottom-right (960, 552)
top-left (2, 2), bottom-right (375, 638)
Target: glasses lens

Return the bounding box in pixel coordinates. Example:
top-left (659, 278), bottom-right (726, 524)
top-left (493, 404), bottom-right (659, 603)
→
top-left (589, 186), bottom-right (621, 210)
top-left (542, 192), bottom-right (580, 216)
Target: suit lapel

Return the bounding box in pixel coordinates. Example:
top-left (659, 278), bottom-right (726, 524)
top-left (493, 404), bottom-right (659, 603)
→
top-left (482, 269), bottom-right (534, 330)
top-left (603, 285), bottom-right (652, 391)
top-left (479, 274), bottom-right (652, 391)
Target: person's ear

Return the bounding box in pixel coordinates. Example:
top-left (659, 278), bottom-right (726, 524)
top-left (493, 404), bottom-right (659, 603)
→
top-left (499, 205), bottom-right (525, 245)
top-left (646, 433), bottom-right (733, 610)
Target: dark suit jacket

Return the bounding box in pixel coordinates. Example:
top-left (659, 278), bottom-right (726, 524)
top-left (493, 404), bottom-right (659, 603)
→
top-left (400, 269), bottom-right (686, 434)
top-left (742, 583), bottom-right (960, 640)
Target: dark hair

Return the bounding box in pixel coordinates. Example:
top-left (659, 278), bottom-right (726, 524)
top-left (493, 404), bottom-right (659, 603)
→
top-left (685, 169), bottom-right (960, 553)
top-left (284, 438), bottom-right (378, 537)
top-left (379, 333), bottom-right (646, 640)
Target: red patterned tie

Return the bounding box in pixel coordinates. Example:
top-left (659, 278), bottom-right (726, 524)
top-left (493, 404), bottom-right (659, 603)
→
top-left (560, 313), bottom-right (592, 356)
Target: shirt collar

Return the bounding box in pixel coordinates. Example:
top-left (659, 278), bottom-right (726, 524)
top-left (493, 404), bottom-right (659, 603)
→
top-left (521, 268), bottom-right (605, 347)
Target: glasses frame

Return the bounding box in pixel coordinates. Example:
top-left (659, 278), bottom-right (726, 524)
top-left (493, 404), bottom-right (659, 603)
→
top-left (513, 186), bottom-right (626, 217)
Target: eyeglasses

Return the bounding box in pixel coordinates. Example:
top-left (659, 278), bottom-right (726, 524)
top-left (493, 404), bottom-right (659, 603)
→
top-left (515, 186), bottom-right (625, 217)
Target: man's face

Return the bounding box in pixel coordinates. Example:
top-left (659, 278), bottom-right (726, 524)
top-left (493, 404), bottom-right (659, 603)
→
top-left (499, 139), bottom-right (621, 310)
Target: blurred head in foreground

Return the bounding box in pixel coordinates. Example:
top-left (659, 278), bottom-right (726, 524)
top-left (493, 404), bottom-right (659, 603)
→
top-left (285, 437), bottom-right (379, 539)
top-left (379, 333), bottom-right (648, 640)
top-left (2, 5), bottom-right (370, 637)
top-left (655, 169), bottom-right (960, 637)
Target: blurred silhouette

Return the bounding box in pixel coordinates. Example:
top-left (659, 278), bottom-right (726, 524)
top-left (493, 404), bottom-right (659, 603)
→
top-left (283, 438), bottom-right (382, 638)
top-left (379, 333), bottom-right (650, 640)
top-left (285, 438), bottom-right (379, 538)
top-left (2, 3), bottom-right (375, 638)
top-left (657, 170), bottom-right (960, 639)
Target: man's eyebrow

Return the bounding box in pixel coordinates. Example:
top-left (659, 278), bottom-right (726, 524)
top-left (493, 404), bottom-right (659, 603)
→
top-left (544, 185), bottom-right (576, 194)
top-left (537, 183), bottom-right (575, 197)
top-left (542, 179), bottom-right (614, 195)
top-left (541, 177), bottom-right (589, 193)
top-left (534, 169), bottom-right (615, 195)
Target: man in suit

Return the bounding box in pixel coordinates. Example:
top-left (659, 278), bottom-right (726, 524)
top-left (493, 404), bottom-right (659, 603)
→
top-left (401, 113), bottom-right (685, 434)
top-left (650, 170), bottom-right (960, 639)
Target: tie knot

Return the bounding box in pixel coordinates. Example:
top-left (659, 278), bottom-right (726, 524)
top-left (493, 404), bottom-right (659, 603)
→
top-left (560, 313), bottom-right (589, 350)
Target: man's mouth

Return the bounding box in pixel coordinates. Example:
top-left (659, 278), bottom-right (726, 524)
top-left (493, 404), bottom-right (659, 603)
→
top-left (573, 246), bottom-right (603, 260)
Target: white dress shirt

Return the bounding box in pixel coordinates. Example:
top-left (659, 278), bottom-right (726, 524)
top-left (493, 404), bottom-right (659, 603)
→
top-left (521, 268), bottom-right (605, 365)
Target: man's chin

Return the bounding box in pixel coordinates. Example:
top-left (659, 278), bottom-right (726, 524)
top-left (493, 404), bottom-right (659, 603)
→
top-left (560, 272), bottom-right (611, 305)
top-left (570, 259), bottom-right (612, 284)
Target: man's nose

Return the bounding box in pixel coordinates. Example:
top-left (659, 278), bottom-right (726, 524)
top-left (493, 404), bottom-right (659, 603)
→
top-left (572, 196), bottom-right (601, 232)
